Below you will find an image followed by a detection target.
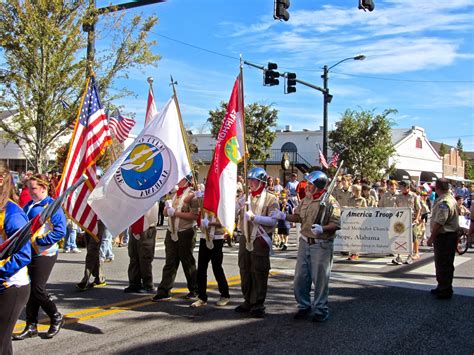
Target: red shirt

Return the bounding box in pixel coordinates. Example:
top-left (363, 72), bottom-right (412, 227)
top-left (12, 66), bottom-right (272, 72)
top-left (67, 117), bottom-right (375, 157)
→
top-left (19, 188), bottom-right (32, 208)
top-left (296, 180), bottom-right (308, 200)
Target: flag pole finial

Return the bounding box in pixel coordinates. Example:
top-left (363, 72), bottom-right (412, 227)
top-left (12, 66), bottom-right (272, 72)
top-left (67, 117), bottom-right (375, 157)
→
top-left (147, 76), bottom-right (153, 85)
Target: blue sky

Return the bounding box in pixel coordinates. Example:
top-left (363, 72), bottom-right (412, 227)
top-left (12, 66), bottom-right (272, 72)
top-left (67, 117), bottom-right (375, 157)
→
top-left (97, 0), bottom-right (474, 150)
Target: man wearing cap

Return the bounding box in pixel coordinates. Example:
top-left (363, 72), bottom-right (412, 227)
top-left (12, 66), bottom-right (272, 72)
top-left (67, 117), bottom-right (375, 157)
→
top-left (427, 178), bottom-right (459, 299)
top-left (152, 174), bottom-right (199, 301)
top-left (272, 171), bottom-right (341, 322)
top-left (235, 167), bottom-right (279, 318)
top-left (396, 180), bottom-right (422, 262)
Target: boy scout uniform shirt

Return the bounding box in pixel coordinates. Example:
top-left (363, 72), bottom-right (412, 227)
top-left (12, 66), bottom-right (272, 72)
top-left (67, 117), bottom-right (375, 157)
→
top-left (347, 196), bottom-right (367, 208)
top-left (430, 193), bottom-right (459, 233)
top-left (295, 195), bottom-right (341, 241)
top-left (366, 195), bottom-right (377, 207)
top-left (396, 191), bottom-right (421, 218)
top-left (240, 191), bottom-right (279, 237)
top-left (168, 189), bottom-right (199, 232)
top-left (332, 188), bottom-right (351, 207)
top-left (379, 191), bottom-right (397, 207)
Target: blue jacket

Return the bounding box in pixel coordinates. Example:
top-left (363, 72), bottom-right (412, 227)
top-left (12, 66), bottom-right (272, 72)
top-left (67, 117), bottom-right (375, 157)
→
top-left (0, 200), bottom-right (31, 292)
top-left (24, 196), bottom-right (67, 257)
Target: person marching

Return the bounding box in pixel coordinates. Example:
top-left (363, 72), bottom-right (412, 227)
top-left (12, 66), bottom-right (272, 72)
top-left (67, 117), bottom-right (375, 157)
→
top-left (379, 180), bottom-right (398, 208)
top-left (124, 203), bottom-right (159, 293)
top-left (0, 166), bottom-right (31, 355)
top-left (152, 174), bottom-right (199, 301)
top-left (272, 171), bottom-right (341, 322)
top-left (14, 174), bottom-right (67, 340)
top-left (427, 178), bottom-right (459, 300)
top-left (396, 180), bottom-right (421, 263)
top-left (235, 167), bottom-right (279, 318)
top-left (189, 192), bottom-right (230, 308)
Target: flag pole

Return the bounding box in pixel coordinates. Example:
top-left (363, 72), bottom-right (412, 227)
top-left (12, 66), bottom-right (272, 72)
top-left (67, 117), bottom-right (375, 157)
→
top-left (239, 55), bottom-right (251, 247)
top-left (169, 75), bottom-right (212, 246)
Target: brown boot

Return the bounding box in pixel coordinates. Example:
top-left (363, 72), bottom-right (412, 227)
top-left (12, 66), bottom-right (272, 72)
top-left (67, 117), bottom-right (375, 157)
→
top-left (12, 323), bottom-right (38, 340)
top-left (45, 313), bottom-right (64, 339)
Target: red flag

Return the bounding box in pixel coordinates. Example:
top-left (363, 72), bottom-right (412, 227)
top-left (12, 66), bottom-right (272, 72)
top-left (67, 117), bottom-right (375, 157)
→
top-left (130, 85), bottom-right (159, 235)
top-left (319, 149), bottom-right (329, 169)
top-left (109, 110), bottom-right (135, 143)
top-left (56, 76), bottom-right (112, 240)
top-left (202, 75), bottom-right (245, 233)
top-left (330, 152), bottom-right (339, 168)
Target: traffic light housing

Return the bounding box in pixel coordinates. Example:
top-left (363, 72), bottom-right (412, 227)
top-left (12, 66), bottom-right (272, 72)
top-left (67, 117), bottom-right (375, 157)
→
top-left (264, 62), bottom-right (280, 86)
top-left (358, 0), bottom-right (375, 11)
top-left (274, 0), bottom-right (290, 21)
top-left (285, 73), bottom-right (296, 94)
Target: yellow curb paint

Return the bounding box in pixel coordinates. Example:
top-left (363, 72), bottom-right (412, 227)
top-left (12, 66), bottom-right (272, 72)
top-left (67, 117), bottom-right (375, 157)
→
top-left (14, 275), bottom-right (242, 332)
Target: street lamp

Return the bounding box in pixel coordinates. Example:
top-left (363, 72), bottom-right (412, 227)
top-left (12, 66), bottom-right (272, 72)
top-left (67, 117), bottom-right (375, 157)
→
top-left (322, 55), bottom-right (365, 158)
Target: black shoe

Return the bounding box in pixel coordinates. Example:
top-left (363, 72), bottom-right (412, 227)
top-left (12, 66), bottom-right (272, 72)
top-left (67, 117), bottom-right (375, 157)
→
top-left (124, 285), bottom-right (143, 293)
top-left (138, 287), bottom-right (157, 294)
top-left (152, 293), bottom-right (171, 302)
top-left (436, 292), bottom-right (453, 300)
top-left (12, 323), bottom-right (38, 340)
top-left (250, 308), bottom-right (265, 318)
top-left (293, 308), bottom-right (311, 320)
top-left (430, 288), bottom-right (439, 295)
top-left (312, 313), bottom-right (329, 322)
top-left (184, 292), bottom-right (198, 300)
top-left (234, 304), bottom-right (251, 313)
top-left (45, 313), bottom-right (64, 339)
top-left (281, 244), bottom-right (288, 251)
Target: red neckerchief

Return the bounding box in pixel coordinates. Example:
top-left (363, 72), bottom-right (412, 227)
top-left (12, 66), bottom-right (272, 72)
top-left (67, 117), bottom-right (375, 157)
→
top-left (312, 189), bottom-right (326, 200)
top-left (176, 186), bottom-right (186, 197)
top-left (251, 185), bottom-right (265, 197)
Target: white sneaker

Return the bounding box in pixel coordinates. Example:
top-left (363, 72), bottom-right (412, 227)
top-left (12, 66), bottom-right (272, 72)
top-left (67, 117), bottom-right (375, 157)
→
top-left (216, 297), bottom-right (230, 307)
top-left (71, 248), bottom-right (82, 253)
top-left (190, 298), bottom-right (207, 308)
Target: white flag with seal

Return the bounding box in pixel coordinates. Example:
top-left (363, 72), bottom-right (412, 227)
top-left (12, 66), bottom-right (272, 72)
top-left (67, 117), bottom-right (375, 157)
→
top-left (88, 97), bottom-right (191, 236)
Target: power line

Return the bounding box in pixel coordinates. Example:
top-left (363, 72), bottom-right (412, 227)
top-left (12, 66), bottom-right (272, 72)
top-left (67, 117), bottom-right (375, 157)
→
top-left (152, 32), bottom-right (474, 84)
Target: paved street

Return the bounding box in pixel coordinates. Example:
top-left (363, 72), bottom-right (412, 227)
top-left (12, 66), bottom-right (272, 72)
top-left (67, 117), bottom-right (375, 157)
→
top-left (12, 225), bottom-right (474, 354)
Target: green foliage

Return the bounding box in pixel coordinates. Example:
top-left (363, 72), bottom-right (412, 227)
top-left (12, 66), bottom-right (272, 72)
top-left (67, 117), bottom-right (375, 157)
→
top-left (456, 138), bottom-right (463, 153)
top-left (460, 151), bottom-right (474, 180)
top-left (208, 102), bottom-right (278, 165)
top-left (0, 0), bottom-right (159, 172)
top-left (439, 143), bottom-right (448, 156)
top-left (329, 108), bottom-right (397, 182)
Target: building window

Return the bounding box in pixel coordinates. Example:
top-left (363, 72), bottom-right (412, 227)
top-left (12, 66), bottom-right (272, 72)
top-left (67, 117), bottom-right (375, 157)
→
top-left (416, 138), bottom-right (422, 149)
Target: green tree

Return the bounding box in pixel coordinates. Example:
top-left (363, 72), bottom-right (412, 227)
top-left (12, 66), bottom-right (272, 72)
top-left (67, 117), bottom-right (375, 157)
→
top-left (456, 138), bottom-right (463, 153)
top-left (0, 0), bottom-right (159, 172)
top-left (208, 102), bottom-right (278, 164)
top-left (329, 108), bottom-right (397, 182)
top-left (438, 143), bottom-right (448, 156)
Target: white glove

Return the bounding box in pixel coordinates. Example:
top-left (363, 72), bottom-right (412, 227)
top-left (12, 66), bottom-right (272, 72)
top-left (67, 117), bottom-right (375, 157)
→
top-left (201, 217), bottom-right (209, 228)
top-left (237, 195), bottom-right (246, 209)
top-left (270, 210), bottom-right (286, 220)
top-left (167, 207), bottom-right (176, 217)
top-left (244, 210), bottom-right (255, 222)
top-left (165, 200), bottom-right (173, 208)
top-left (194, 191), bottom-right (204, 198)
top-left (311, 224), bottom-right (323, 235)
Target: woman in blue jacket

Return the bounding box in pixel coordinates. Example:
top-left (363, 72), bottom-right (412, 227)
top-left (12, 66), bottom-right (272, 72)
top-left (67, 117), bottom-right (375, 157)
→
top-left (14, 174), bottom-right (66, 340)
top-left (0, 167), bottom-right (31, 355)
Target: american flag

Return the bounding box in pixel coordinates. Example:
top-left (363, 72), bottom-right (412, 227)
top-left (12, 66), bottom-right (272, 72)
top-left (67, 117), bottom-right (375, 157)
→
top-left (330, 152), bottom-right (339, 168)
top-left (109, 109), bottom-right (135, 143)
top-left (56, 76), bottom-right (112, 239)
top-left (319, 149), bottom-right (329, 169)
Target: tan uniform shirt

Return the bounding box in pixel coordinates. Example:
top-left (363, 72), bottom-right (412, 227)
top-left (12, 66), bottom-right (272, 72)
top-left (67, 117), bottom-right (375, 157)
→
top-left (240, 191), bottom-right (279, 237)
top-left (168, 189), bottom-right (199, 232)
top-left (347, 196), bottom-right (367, 208)
top-left (295, 195), bottom-right (341, 241)
top-left (366, 195), bottom-right (377, 207)
top-left (396, 192), bottom-right (421, 219)
top-left (333, 188), bottom-right (352, 207)
top-left (379, 191), bottom-right (397, 208)
top-left (430, 193), bottom-right (459, 233)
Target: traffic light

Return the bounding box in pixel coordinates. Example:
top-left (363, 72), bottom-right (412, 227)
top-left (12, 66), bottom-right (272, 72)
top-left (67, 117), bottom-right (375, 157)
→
top-left (285, 73), bottom-right (296, 94)
top-left (274, 0), bottom-right (290, 21)
top-left (358, 0), bottom-right (375, 11)
top-left (264, 62), bottom-right (280, 86)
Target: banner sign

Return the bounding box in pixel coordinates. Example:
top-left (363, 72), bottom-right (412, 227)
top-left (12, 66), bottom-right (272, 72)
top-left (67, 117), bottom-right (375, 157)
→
top-left (334, 207), bottom-right (413, 254)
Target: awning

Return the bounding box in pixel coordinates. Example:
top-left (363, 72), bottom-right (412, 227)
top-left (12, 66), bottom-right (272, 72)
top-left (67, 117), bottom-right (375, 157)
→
top-left (443, 176), bottom-right (474, 183)
top-left (419, 171), bottom-right (438, 183)
top-left (389, 169), bottom-right (411, 182)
